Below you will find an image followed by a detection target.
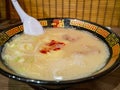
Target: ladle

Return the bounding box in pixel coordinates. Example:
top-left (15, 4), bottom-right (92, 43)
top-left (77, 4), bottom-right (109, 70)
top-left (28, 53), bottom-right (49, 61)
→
top-left (11, 0), bottom-right (44, 36)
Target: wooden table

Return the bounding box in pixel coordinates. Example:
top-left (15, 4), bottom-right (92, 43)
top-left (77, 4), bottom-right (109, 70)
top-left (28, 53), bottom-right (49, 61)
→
top-left (0, 20), bottom-right (120, 90)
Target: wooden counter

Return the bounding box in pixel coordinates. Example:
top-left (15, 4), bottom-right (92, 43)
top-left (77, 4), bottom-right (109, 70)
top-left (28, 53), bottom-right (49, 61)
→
top-left (0, 20), bottom-right (120, 90)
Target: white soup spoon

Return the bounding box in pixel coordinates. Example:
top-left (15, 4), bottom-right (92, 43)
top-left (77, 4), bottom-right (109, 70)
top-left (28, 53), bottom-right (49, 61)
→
top-left (11, 0), bottom-right (44, 36)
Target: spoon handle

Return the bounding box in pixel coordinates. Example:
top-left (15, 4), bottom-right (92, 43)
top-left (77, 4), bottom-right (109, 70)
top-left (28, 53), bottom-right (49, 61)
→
top-left (11, 0), bottom-right (28, 22)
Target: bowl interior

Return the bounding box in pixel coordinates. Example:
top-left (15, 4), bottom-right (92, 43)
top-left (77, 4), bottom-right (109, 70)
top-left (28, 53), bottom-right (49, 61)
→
top-left (0, 18), bottom-right (120, 84)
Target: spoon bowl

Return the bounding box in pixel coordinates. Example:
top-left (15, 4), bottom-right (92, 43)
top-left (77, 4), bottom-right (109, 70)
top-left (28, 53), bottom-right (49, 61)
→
top-left (11, 0), bottom-right (44, 36)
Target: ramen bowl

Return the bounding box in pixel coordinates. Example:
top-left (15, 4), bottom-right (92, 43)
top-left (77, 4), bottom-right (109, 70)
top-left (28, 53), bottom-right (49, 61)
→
top-left (0, 18), bottom-right (120, 90)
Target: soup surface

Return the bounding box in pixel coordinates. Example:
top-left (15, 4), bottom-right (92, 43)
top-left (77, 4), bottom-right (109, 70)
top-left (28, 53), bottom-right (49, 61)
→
top-left (2, 28), bottom-right (110, 81)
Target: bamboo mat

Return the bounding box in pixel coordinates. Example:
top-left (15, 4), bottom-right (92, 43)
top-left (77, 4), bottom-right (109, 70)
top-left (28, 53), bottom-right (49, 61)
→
top-left (0, 0), bottom-right (120, 27)
top-left (0, 0), bottom-right (6, 19)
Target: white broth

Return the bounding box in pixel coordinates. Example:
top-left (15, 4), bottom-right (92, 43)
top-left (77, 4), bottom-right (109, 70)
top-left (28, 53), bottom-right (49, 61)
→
top-left (2, 28), bottom-right (110, 81)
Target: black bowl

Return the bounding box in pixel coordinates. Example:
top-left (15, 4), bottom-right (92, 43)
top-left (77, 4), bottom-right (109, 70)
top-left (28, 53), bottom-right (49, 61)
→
top-left (0, 18), bottom-right (120, 90)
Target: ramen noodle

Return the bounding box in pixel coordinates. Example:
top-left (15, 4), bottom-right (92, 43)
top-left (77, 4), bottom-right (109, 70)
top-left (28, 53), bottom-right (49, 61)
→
top-left (2, 28), bottom-right (110, 81)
